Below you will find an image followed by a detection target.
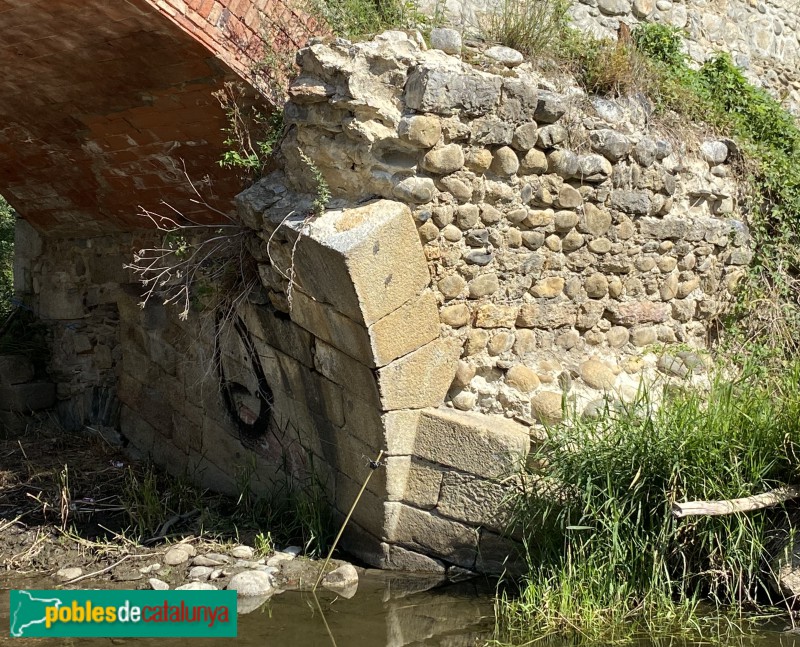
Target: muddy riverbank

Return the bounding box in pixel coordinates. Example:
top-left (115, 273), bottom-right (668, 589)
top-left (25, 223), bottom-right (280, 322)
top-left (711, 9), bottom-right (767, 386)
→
top-left (0, 419), bottom-right (351, 592)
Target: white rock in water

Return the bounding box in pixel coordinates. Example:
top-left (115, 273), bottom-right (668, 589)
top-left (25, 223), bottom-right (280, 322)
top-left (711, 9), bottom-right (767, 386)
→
top-left (55, 567), bottom-right (82, 582)
top-left (149, 578), bottom-right (169, 591)
top-left (322, 563), bottom-right (359, 599)
top-left (230, 545), bottom-right (255, 559)
top-left (237, 594), bottom-right (273, 615)
top-left (227, 571), bottom-right (276, 597)
top-left (484, 45), bottom-right (524, 67)
top-left (322, 563), bottom-right (359, 589)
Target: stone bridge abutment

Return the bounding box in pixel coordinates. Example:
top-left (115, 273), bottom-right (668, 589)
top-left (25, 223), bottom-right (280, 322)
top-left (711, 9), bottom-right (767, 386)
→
top-left (1, 1), bottom-right (763, 573)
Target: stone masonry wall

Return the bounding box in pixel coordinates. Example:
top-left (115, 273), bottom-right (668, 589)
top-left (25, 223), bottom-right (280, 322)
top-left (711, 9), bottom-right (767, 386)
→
top-left (193, 30), bottom-right (754, 573)
top-left (14, 222), bottom-right (300, 499)
top-left (279, 32), bottom-right (751, 428)
top-left (420, 0), bottom-right (800, 115)
top-left (16, 30), bottom-right (757, 575)
top-left (236, 184), bottom-right (527, 573)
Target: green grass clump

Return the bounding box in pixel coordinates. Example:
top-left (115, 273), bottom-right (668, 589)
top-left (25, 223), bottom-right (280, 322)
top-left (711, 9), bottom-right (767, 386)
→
top-left (311, 0), bottom-right (425, 40)
top-left (483, 0), bottom-right (570, 58)
top-left (122, 458), bottom-right (335, 557)
top-left (497, 364), bottom-right (800, 644)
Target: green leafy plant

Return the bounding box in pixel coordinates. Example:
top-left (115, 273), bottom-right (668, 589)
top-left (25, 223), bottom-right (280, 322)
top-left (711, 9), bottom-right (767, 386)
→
top-left (632, 22), bottom-right (686, 69)
top-left (215, 82), bottom-right (284, 181)
top-left (298, 148), bottom-right (331, 216)
top-left (254, 531), bottom-right (274, 557)
top-left (309, 0), bottom-right (426, 40)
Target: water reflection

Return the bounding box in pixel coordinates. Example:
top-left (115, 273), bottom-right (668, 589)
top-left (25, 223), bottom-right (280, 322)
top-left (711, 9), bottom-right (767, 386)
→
top-left (0, 571), bottom-right (495, 646)
top-left (7, 572), bottom-right (800, 647)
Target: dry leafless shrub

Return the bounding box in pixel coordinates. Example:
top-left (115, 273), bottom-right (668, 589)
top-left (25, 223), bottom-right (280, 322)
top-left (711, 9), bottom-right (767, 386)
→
top-left (125, 169), bottom-right (259, 323)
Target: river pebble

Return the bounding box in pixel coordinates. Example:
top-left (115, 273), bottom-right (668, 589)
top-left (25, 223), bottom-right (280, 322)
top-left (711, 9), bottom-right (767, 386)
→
top-left (230, 545), bottom-right (255, 559)
top-left (164, 544), bottom-right (195, 566)
top-left (55, 567), bottom-right (82, 582)
top-left (176, 582), bottom-right (218, 591)
top-left (228, 571), bottom-right (275, 597)
top-left (189, 566), bottom-right (214, 580)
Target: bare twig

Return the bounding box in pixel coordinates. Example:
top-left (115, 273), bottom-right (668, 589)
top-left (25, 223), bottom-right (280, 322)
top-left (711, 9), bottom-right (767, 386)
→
top-left (313, 450), bottom-right (384, 592)
top-left (57, 552), bottom-right (161, 587)
top-left (0, 514), bottom-right (23, 534)
top-left (145, 508), bottom-right (201, 544)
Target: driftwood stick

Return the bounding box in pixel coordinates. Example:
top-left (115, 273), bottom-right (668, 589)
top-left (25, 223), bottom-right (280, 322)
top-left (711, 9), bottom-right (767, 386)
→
top-left (672, 486), bottom-right (800, 518)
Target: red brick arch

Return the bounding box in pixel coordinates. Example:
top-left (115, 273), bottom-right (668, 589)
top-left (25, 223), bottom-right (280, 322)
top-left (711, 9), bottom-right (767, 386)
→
top-left (0, 0), bottom-right (325, 235)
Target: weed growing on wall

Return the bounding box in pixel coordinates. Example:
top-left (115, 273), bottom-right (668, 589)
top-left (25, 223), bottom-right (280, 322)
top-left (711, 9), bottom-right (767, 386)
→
top-left (297, 148), bottom-right (331, 216)
top-left (0, 195), bottom-right (14, 317)
top-left (125, 178), bottom-right (260, 322)
top-left (497, 362), bottom-right (800, 644)
top-left (309, 0), bottom-right (427, 39)
top-left (214, 81), bottom-right (284, 182)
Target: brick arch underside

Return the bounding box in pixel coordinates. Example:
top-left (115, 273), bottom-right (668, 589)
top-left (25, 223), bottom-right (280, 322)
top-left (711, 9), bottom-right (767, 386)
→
top-left (0, 0), bottom-right (257, 236)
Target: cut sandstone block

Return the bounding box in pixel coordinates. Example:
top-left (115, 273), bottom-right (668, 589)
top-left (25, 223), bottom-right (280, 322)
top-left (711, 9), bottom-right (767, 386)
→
top-left (286, 200), bottom-right (431, 326)
top-left (376, 338), bottom-right (461, 410)
top-left (412, 408), bottom-right (529, 479)
top-left (291, 290), bottom-right (374, 364)
top-left (404, 459), bottom-right (445, 509)
top-left (385, 502), bottom-right (478, 568)
top-left (368, 290), bottom-right (440, 367)
top-left (314, 340), bottom-right (380, 405)
top-left (314, 339), bottom-right (461, 411)
top-left (436, 472), bottom-right (513, 532)
top-left (291, 289), bottom-right (439, 368)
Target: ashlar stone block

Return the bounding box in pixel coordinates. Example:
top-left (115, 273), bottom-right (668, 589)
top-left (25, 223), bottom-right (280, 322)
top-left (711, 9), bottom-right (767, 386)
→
top-left (437, 472), bottom-right (514, 532)
top-left (313, 340), bottom-right (380, 406)
top-left (412, 408), bottom-right (530, 479)
top-left (385, 502), bottom-right (479, 568)
top-left (377, 338), bottom-right (461, 410)
top-left (290, 288), bottom-right (440, 368)
top-left (286, 200), bottom-right (431, 326)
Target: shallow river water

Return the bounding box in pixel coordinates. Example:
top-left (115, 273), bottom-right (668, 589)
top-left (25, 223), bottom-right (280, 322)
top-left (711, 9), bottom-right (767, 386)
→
top-left (0, 571), bottom-right (494, 646)
top-left (4, 572), bottom-right (800, 647)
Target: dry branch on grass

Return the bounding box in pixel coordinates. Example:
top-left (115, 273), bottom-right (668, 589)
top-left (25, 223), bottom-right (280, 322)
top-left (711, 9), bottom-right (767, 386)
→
top-left (672, 486), bottom-right (800, 518)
